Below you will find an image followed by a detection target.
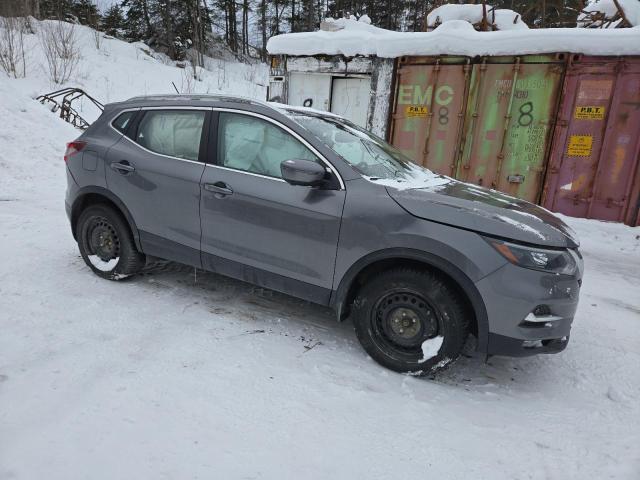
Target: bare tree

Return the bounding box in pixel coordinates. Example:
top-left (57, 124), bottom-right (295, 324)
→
top-left (180, 64), bottom-right (196, 93)
top-left (93, 29), bottom-right (103, 49)
top-left (0, 16), bottom-right (28, 78)
top-left (38, 21), bottom-right (80, 84)
top-left (260, 0), bottom-right (267, 60)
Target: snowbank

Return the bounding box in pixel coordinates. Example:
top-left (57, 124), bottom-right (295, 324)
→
top-left (0, 19), bottom-right (267, 124)
top-left (426, 4), bottom-right (528, 30)
top-left (267, 16), bottom-right (640, 58)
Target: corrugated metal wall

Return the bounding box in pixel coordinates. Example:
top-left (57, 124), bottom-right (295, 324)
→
top-left (389, 56), bottom-right (471, 177)
top-left (542, 55), bottom-right (640, 225)
top-left (388, 54), bottom-right (640, 225)
top-left (456, 55), bottom-right (565, 203)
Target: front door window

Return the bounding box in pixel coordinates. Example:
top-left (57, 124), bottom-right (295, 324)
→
top-left (218, 112), bottom-right (319, 178)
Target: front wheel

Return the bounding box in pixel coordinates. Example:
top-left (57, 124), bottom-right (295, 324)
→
top-left (76, 204), bottom-right (145, 280)
top-left (352, 268), bottom-right (469, 375)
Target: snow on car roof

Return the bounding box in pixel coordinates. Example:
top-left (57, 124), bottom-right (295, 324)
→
top-left (267, 16), bottom-right (640, 58)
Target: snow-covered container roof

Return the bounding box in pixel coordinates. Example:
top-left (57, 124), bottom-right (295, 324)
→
top-left (267, 16), bottom-right (640, 58)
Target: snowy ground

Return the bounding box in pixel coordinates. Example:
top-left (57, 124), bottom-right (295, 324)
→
top-left (1, 20), bottom-right (640, 480)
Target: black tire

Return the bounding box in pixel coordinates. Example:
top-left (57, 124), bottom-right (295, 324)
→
top-left (352, 268), bottom-right (469, 375)
top-left (76, 204), bottom-right (145, 280)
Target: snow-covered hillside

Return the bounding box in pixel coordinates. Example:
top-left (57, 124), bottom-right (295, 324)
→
top-left (2, 19), bottom-right (267, 124)
top-left (1, 19), bottom-right (640, 480)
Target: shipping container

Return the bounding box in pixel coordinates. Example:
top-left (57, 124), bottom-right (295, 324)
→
top-left (627, 164), bottom-right (640, 226)
top-left (388, 56), bottom-right (471, 176)
top-left (542, 56), bottom-right (640, 224)
top-left (456, 55), bottom-right (566, 203)
top-left (388, 55), bottom-right (566, 202)
top-left (266, 55), bottom-right (394, 137)
top-left (331, 76), bottom-right (372, 126)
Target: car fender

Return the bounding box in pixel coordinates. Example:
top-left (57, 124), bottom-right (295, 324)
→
top-left (71, 185), bottom-right (142, 251)
top-left (331, 247), bottom-right (490, 354)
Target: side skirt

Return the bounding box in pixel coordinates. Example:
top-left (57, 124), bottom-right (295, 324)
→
top-left (139, 230), bottom-right (331, 306)
top-left (201, 252), bottom-right (331, 306)
top-left (139, 230), bottom-right (202, 269)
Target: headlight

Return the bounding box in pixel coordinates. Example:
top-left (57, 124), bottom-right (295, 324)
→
top-left (486, 238), bottom-right (578, 275)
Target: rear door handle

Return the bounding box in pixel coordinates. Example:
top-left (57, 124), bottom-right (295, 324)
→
top-left (110, 161), bottom-right (135, 174)
top-left (203, 182), bottom-right (233, 196)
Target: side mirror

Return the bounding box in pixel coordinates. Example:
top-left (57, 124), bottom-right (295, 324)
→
top-left (280, 159), bottom-right (327, 187)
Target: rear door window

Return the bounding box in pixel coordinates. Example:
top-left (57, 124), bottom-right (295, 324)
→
top-left (135, 110), bottom-right (206, 161)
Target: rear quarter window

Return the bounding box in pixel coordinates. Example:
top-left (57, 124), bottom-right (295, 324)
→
top-left (135, 110), bottom-right (206, 161)
top-left (112, 111), bottom-right (135, 133)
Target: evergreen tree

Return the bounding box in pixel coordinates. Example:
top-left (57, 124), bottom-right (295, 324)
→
top-left (29, 0), bottom-right (610, 67)
top-left (121, 0), bottom-right (154, 41)
top-left (40, 0), bottom-right (74, 19)
top-left (102, 4), bottom-right (126, 37)
top-left (71, 0), bottom-right (100, 27)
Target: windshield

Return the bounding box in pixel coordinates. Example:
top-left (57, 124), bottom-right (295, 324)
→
top-left (289, 112), bottom-right (452, 189)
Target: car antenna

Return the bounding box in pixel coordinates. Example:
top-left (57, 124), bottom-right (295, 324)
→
top-left (171, 82), bottom-right (180, 94)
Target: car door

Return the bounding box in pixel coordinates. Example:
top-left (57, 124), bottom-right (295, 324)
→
top-left (105, 108), bottom-right (209, 266)
top-left (199, 110), bottom-right (346, 304)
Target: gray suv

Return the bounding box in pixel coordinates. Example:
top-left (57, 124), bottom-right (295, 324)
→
top-left (64, 95), bottom-right (583, 374)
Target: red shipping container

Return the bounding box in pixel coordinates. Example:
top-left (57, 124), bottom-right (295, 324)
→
top-left (542, 55), bottom-right (640, 224)
top-left (626, 164), bottom-right (640, 226)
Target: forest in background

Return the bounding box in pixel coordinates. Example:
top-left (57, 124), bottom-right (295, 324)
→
top-left (1, 1), bottom-right (630, 63)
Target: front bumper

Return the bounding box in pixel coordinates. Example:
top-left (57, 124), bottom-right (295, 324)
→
top-left (475, 257), bottom-right (582, 358)
top-left (487, 333), bottom-right (570, 357)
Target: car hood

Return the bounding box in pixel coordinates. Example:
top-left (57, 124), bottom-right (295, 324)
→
top-left (384, 178), bottom-right (579, 248)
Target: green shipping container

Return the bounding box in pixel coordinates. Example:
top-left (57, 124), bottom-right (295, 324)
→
top-left (456, 55), bottom-right (566, 203)
top-left (389, 56), bottom-right (471, 176)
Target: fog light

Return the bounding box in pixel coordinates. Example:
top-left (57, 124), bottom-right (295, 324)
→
top-left (523, 340), bottom-right (543, 349)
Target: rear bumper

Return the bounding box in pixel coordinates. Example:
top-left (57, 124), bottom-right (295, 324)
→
top-left (475, 258), bottom-right (582, 358)
top-left (65, 200), bottom-right (72, 221)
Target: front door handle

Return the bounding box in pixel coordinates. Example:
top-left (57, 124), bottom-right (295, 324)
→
top-left (203, 182), bottom-right (233, 196)
top-left (110, 161), bottom-right (135, 174)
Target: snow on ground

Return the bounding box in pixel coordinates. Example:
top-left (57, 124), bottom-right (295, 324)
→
top-left (267, 15), bottom-right (640, 57)
top-left (1, 24), bottom-right (640, 480)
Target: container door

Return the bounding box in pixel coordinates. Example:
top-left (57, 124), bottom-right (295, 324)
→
top-left (543, 57), bottom-right (640, 222)
top-left (288, 73), bottom-right (331, 111)
top-left (389, 56), bottom-right (470, 176)
top-left (589, 68), bottom-right (640, 221)
top-left (457, 55), bottom-right (565, 203)
top-left (330, 77), bottom-right (371, 128)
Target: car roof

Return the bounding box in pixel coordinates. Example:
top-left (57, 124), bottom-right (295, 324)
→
top-left (108, 94), bottom-right (268, 110)
top-left (125, 93), bottom-right (263, 105)
top-left (106, 94), bottom-right (341, 120)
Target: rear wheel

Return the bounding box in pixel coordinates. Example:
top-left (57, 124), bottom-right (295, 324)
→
top-left (352, 268), bottom-right (469, 375)
top-left (76, 204), bottom-right (145, 280)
